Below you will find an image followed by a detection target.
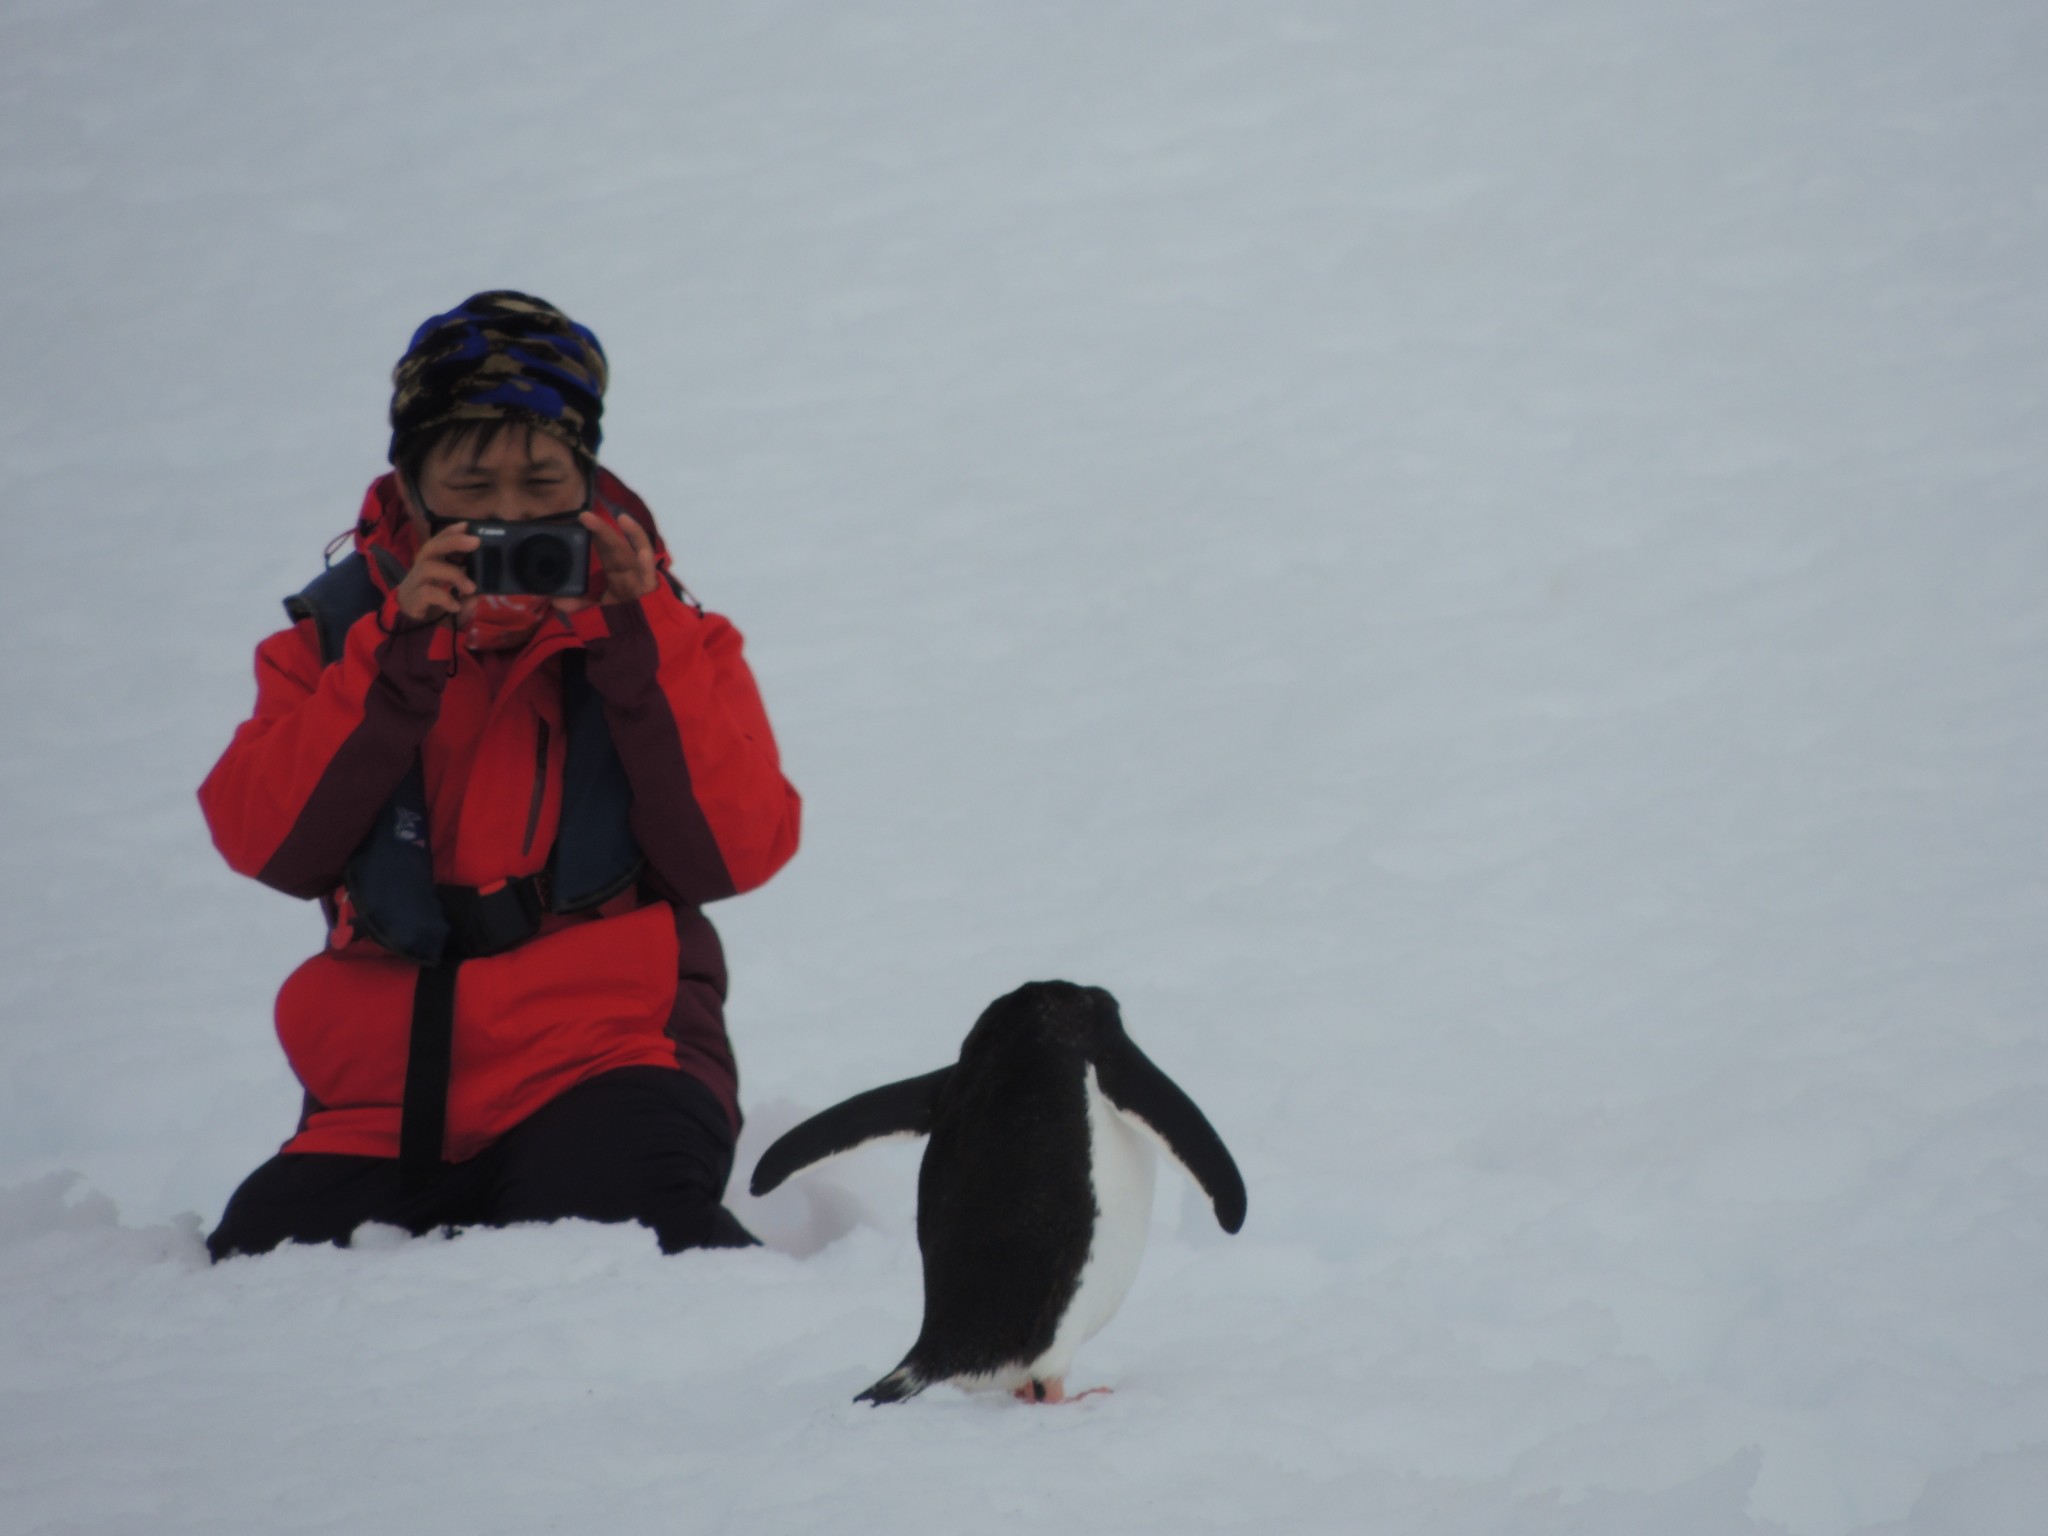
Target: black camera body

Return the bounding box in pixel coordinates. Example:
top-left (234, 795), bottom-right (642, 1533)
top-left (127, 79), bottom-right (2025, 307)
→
top-left (466, 519), bottom-right (591, 598)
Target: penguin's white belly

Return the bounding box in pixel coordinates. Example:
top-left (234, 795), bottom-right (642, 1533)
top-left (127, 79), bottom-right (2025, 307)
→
top-left (1024, 1066), bottom-right (1157, 1382)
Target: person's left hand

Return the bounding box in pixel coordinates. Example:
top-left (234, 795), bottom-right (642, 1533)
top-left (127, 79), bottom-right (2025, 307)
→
top-left (556, 511), bottom-right (660, 613)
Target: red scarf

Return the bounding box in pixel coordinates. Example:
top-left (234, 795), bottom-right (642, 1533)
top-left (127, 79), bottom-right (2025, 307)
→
top-left (461, 593), bottom-right (554, 651)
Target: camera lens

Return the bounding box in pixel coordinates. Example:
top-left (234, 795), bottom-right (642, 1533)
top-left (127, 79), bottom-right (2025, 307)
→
top-left (511, 532), bottom-right (574, 594)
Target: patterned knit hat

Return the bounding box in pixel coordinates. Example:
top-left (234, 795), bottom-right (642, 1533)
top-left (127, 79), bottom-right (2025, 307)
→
top-left (388, 291), bottom-right (608, 466)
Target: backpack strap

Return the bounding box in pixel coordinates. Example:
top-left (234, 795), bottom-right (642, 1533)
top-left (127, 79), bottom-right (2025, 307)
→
top-left (285, 552), bottom-right (451, 963)
top-left (549, 651), bottom-right (644, 911)
top-left (399, 959), bottom-right (462, 1188)
top-left (284, 551), bottom-right (391, 664)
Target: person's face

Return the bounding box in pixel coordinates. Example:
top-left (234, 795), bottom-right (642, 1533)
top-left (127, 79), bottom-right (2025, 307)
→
top-left (402, 427), bottom-right (587, 534)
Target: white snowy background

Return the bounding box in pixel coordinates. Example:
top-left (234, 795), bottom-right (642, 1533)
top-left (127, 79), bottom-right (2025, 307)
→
top-left (3, 2), bottom-right (2045, 1532)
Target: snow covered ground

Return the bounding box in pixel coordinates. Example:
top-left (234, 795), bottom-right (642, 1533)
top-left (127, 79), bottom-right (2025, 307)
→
top-left (4, 2), bottom-right (2046, 1532)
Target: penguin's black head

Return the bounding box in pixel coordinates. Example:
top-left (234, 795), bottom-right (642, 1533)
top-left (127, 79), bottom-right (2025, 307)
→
top-left (959, 980), bottom-right (1125, 1065)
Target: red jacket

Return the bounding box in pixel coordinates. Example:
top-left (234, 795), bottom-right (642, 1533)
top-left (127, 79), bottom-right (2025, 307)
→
top-left (199, 471), bottom-right (800, 1160)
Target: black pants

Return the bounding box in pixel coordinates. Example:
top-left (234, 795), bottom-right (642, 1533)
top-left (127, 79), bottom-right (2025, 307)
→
top-left (208, 1066), bottom-right (756, 1260)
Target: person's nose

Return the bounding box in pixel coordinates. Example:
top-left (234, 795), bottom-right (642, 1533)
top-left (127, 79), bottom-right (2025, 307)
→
top-left (483, 483), bottom-right (553, 521)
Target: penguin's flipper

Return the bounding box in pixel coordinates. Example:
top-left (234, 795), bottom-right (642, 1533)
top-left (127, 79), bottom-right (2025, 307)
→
top-left (749, 1067), bottom-right (954, 1196)
top-left (1094, 1041), bottom-right (1248, 1233)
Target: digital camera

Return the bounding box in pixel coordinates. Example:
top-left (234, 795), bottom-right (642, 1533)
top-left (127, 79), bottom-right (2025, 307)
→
top-left (466, 519), bottom-right (591, 598)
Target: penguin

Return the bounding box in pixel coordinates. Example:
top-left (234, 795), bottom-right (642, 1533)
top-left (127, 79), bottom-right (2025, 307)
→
top-left (750, 980), bottom-right (1246, 1405)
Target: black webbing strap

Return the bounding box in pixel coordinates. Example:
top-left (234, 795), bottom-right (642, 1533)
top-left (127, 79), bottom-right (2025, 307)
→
top-left (399, 959), bottom-right (462, 1190)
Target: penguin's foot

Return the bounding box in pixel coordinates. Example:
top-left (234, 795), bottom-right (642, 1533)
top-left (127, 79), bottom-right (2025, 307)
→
top-left (1013, 1379), bottom-right (1113, 1405)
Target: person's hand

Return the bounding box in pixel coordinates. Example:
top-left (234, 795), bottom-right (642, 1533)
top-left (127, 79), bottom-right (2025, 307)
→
top-left (394, 521), bottom-right (480, 626)
top-left (556, 511), bottom-right (660, 613)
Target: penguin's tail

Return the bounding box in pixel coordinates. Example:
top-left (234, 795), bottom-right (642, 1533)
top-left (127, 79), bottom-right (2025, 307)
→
top-left (854, 1362), bottom-right (929, 1406)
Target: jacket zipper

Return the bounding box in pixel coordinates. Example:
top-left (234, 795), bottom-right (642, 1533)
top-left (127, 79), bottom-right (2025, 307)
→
top-left (522, 721), bottom-right (551, 857)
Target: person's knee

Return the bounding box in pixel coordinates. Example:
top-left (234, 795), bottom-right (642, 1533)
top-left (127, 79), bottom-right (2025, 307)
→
top-left (488, 1067), bottom-right (742, 1239)
top-left (206, 1153), bottom-right (410, 1260)
top-left (206, 1211), bottom-right (287, 1262)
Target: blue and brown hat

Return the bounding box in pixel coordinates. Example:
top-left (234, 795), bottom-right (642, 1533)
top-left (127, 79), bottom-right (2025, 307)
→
top-left (388, 291), bottom-right (608, 466)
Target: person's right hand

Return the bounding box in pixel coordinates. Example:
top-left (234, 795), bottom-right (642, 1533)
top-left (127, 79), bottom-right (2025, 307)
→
top-left (394, 522), bottom-right (482, 625)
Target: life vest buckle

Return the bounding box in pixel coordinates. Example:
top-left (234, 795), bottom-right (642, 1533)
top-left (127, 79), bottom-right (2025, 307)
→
top-left (434, 873), bottom-right (551, 959)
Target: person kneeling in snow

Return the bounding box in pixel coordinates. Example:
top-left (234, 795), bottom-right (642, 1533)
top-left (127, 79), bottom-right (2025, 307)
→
top-left (200, 292), bottom-right (801, 1259)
